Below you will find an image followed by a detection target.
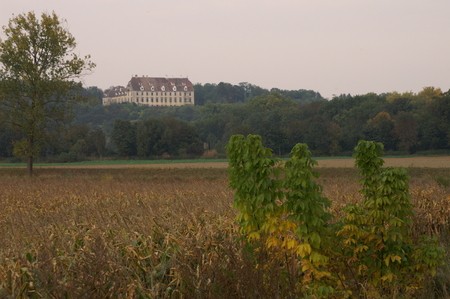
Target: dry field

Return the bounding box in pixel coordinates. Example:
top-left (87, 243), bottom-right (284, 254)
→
top-left (0, 165), bottom-right (449, 298)
top-left (318, 155), bottom-right (450, 168)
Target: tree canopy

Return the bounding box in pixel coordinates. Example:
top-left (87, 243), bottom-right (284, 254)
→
top-left (1, 85), bottom-right (448, 161)
top-left (0, 11), bottom-right (95, 175)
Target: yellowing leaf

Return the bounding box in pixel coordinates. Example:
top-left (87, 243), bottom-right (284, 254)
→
top-left (301, 261), bottom-right (312, 272)
top-left (391, 255), bottom-right (402, 263)
top-left (344, 238), bottom-right (356, 246)
top-left (296, 243), bottom-right (312, 258)
top-left (314, 270), bottom-right (332, 279)
top-left (384, 254), bottom-right (402, 266)
top-left (283, 220), bottom-right (297, 230)
top-left (384, 256), bottom-right (390, 266)
top-left (248, 231), bottom-right (260, 241)
top-left (355, 245), bottom-right (369, 253)
top-left (266, 236), bottom-right (279, 249)
top-left (286, 238), bottom-right (297, 250)
top-left (310, 251), bottom-right (328, 265)
top-left (381, 272), bottom-right (394, 282)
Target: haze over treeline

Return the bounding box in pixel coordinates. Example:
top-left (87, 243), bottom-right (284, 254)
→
top-left (1, 82), bottom-right (449, 161)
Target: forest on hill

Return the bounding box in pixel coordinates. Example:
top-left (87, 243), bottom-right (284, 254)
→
top-left (0, 83), bottom-right (449, 162)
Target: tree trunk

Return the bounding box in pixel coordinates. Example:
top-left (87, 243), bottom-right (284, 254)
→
top-left (27, 155), bottom-right (33, 177)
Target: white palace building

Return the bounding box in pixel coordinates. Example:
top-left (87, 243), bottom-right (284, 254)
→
top-left (102, 76), bottom-right (195, 106)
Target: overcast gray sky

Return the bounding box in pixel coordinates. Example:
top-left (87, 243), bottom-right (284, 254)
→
top-left (1, 0), bottom-right (450, 98)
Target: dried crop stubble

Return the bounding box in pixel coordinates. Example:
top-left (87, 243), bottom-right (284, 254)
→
top-left (0, 169), bottom-right (238, 297)
top-left (318, 168), bottom-right (450, 237)
top-left (0, 167), bottom-right (448, 297)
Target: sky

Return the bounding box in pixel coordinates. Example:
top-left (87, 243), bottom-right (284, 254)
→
top-left (1, 0), bottom-right (450, 99)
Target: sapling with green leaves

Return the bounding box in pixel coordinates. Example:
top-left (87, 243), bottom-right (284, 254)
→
top-left (227, 135), bottom-right (334, 297)
top-left (228, 136), bottom-right (444, 298)
top-left (338, 140), bottom-right (444, 297)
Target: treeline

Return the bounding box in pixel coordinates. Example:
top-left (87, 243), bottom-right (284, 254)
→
top-left (194, 82), bottom-right (323, 104)
top-left (111, 118), bottom-right (203, 158)
top-left (193, 87), bottom-right (450, 155)
top-left (0, 83), bottom-right (449, 161)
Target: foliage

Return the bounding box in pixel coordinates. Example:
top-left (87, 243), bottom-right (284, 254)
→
top-left (111, 118), bottom-right (203, 158)
top-left (227, 135), bottom-right (281, 235)
top-left (0, 11), bottom-right (94, 175)
top-left (227, 135), bottom-right (445, 298)
top-left (1, 79), bottom-right (450, 162)
top-left (227, 135), bottom-right (335, 297)
top-left (337, 140), bottom-right (443, 297)
top-left (136, 119), bottom-right (165, 157)
top-left (111, 120), bottom-right (137, 157)
top-left (193, 82), bottom-right (321, 105)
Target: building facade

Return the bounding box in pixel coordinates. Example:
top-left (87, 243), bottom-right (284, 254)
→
top-left (102, 76), bottom-right (195, 106)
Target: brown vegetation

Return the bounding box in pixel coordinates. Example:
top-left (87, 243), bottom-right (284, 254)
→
top-left (0, 167), bottom-right (448, 298)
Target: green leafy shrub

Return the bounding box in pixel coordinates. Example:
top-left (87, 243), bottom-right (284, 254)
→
top-left (338, 140), bottom-right (444, 297)
top-left (227, 135), bottom-right (335, 297)
top-left (227, 135), bottom-right (444, 298)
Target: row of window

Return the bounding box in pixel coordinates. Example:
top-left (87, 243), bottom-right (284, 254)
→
top-left (103, 98), bottom-right (193, 105)
top-left (103, 96), bottom-right (193, 104)
top-left (136, 97), bottom-right (192, 103)
top-left (136, 91), bottom-right (192, 96)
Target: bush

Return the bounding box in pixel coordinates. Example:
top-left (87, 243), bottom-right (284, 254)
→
top-left (227, 135), bottom-right (444, 298)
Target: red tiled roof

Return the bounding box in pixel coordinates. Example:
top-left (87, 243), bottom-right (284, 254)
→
top-left (127, 76), bottom-right (194, 92)
top-left (104, 86), bottom-right (127, 97)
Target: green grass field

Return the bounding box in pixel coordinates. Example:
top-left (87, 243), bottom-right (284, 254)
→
top-left (0, 158), bottom-right (228, 167)
top-left (1, 155), bottom-right (449, 169)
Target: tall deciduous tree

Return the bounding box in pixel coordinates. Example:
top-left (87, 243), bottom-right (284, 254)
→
top-left (111, 120), bottom-right (136, 157)
top-left (0, 11), bottom-right (95, 175)
top-left (136, 119), bottom-right (164, 157)
top-left (394, 112), bottom-right (418, 153)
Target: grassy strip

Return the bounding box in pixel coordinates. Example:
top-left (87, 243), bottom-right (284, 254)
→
top-left (1, 155), bottom-right (449, 168)
top-left (0, 158), bottom-right (229, 167)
